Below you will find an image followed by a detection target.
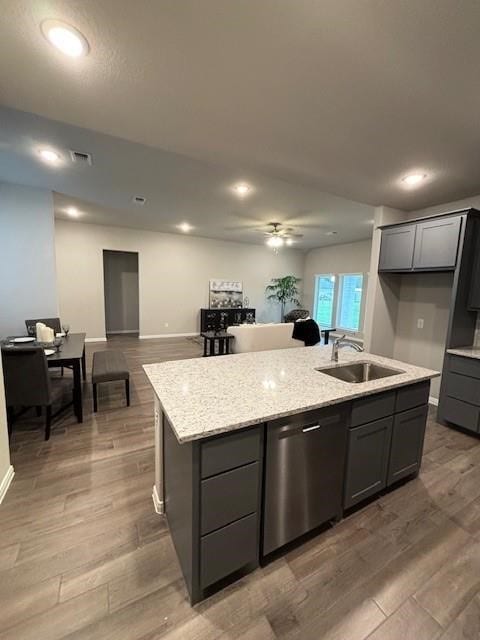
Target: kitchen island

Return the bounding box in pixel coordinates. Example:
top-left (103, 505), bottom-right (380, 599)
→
top-left (144, 345), bottom-right (438, 604)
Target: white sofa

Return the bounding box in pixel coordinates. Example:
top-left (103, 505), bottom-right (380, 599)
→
top-left (227, 323), bottom-right (302, 354)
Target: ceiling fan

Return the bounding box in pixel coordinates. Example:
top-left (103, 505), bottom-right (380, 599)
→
top-left (263, 222), bottom-right (303, 249)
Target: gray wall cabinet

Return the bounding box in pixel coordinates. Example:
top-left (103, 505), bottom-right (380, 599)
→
top-left (378, 224), bottom-right (416, 272)
top-left (378, 214), bottom-right (462, 273)
top-left (412, 216), bottom-right (461, 270)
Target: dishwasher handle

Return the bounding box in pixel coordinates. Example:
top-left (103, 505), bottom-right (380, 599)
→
top-left (302, 424), bottom-right (321, 433)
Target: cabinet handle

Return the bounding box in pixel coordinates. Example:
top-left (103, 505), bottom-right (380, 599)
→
top-left (303, 424), bottom-right (321, 433)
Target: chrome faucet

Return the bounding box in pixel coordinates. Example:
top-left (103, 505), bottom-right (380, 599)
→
top-left (331, 335), bottom-right (364, 362)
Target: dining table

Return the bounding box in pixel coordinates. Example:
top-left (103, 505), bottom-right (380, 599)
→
top-left (46, 333), bottom-right (86, 422)
top-left (4, 332), bottom-right (87, 423)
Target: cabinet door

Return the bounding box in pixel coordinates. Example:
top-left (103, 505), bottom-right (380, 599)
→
top-left (387, 405), bottom-right (428, 486)
top-left (378, 225), bottom-right (416, 272)
top-left (344, 417), bottom-right (393, 509)
top-left (413, 216), bottom-right (461, 270)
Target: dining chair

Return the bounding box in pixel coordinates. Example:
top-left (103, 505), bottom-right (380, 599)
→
top-left (1, 346), bottom-right (73, 440)
top-left (25, 317), bottom-right (62, 337)
top-left (25, 317), bottom-right (66, 376)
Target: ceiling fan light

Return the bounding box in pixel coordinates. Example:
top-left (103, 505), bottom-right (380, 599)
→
top-left (267, 236), bottom-right (284, 248)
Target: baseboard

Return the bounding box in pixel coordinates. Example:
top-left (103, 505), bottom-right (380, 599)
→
top-left (106, 330), bottom-right (139, 335)
top-left (152, 484), bottom-right (164, 515)
top-left (429, 396), bottom-right (439, 407)
top-left (140, 332), bottom-right (198, 339)
top-left (0, 465), bottom-right (14, 505)
top-left (85, 337), bottom-right (108, 343)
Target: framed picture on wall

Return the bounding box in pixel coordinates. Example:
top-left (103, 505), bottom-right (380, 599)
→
top-left (209, 280), bottom-right (243, 309)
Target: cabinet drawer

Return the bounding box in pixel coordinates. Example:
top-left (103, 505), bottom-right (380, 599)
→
top-left (201, 427), bottom-right (261, 478)
top-left (395, 381), bottom-right (430, 413)
top-left (444, 372), bottom-right (480, 407)
top-left (387, 405), bottom-right (428, 486)
top-left (351, 390), bottom-right (396, 427)
top-left (200, 513), bottom-right (258, 588)
top-left (200, 463), bottom-right (259, 535)
top-left (449, 355), bottom-right (480, 380)
top-left (344, 416), bottom-right (393, 509)
top-left (443, 396), bottom-right (480, 433)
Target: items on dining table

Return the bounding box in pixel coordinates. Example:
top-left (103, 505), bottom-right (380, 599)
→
top-left (36, 322), bottom-right (55, 344)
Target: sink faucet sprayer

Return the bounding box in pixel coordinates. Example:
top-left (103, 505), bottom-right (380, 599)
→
top-left (331, 335), bottom-right (364, 362)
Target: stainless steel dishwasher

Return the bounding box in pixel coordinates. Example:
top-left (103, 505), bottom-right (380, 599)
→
top-left (262, 405), bottom-right (348, 556)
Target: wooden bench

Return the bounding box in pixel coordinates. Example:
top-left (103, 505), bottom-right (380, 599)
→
top-left (92, 351), bottom-right (130, 412)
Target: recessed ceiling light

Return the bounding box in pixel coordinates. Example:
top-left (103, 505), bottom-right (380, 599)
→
top-left (41, 20), bottom-right (89, 57)
top-left (402, 173), bottom-right (427, 187)
top-left (66, 207), bottom-right (80, 218)
top-left (177, 222), bottom-right (193, 233)
top-left (38, 148), bottom-right (61, 164)
top-left (232, 183), bottom-right (252, 197)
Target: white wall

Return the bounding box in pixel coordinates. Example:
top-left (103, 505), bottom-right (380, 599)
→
top-left (0, 182), bottom-right (58, 336)
top-left (103, 250), bottom-right (139, 333)
top-left (303, 239), bottom-right (372, 319)
top-left (0, 355), bottom-right (12, 503)
top-left (55, 220), bottom-right (305, 339)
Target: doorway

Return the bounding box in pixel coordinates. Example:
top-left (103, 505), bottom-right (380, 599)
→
top-left (103, 250), bottom-right (139, 337)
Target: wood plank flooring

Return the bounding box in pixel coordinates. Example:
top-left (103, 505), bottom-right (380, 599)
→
top-left (1, 336), bottom-right (480, 639)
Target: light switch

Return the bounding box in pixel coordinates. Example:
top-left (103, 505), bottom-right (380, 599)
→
top-left (417, 318), bottom-right (424, 329)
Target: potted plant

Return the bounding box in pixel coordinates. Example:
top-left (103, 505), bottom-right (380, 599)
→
top-left (266, 276), bottom-right (302, 321)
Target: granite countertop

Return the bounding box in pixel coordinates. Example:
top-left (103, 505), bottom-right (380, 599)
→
top-left (447, 346), bottom-right (480, 360)
top-left (143, 346), bottom-right (439, 443)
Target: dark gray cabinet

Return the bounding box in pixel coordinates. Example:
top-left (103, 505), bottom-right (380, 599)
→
top-left (344, 416), bottom-right (392, 508)
top-left (163, 419), bottom-right (263, 604)
top-left (387, 405), bottom-right (428, 485)
top-left (344, 382), bottom-right (430, 508)
top-left (440, 355), bottom-right (480, 433)
top-left (378, 215), bottom-right (462, 273)
top-left (378, 224), bottom-right (416, 271)
top-left (413, 216), bottom-right (461, 270)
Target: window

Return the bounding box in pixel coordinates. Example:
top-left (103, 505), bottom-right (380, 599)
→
top-left (313, 272), bottom-right (366, 334)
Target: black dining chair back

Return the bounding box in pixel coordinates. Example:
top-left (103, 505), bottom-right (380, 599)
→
top-left (2, 346), bottom-right (51, 407)
top-left (25, 317), bottom-right (62, 337)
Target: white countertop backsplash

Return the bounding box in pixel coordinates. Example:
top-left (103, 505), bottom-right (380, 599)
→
top-left (143, 346), bottom-right (439, 443)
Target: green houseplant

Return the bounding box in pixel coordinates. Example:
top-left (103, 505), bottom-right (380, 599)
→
top-left (266, 276), bottom-right (302, 321)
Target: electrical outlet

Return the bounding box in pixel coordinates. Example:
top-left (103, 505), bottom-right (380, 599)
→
top-left (164, 322), bottom-right (169, 328)
top-left (417, 318), bottom-right (424, 329)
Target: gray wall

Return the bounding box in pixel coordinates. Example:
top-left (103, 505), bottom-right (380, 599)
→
top-left (103, 250), bottom-right (139, 334)
top-left (393, 273), bottom-right (453, 399)
top-left (55, 220), bottom-right (305, 339)
top-left (0, 182), bottom-right (58, 336)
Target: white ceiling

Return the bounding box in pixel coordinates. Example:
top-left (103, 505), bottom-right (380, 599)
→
top-left (0, 106), bottom-right (374, 249)
top-left (1, 0), bottom-right (480, 240)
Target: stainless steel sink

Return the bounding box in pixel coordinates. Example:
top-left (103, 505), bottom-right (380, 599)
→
top-left (316, 361), bottom-right (404, 383)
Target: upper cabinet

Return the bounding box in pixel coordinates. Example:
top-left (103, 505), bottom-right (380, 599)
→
top-left (412, 216), bottom-right (461, 270)
top-left (378, 215), bottom-right (462, 273)
top-left (378, 224), bottom-right (416, 271)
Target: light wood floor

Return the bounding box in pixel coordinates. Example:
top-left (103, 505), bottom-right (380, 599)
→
top-left (1, 336), bottom-right (480, 639)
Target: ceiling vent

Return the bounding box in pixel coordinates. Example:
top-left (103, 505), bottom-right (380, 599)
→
top-left (132, 195), bottom-right (146, 206)
top-left (69, 149), bottom-right (93, 165)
